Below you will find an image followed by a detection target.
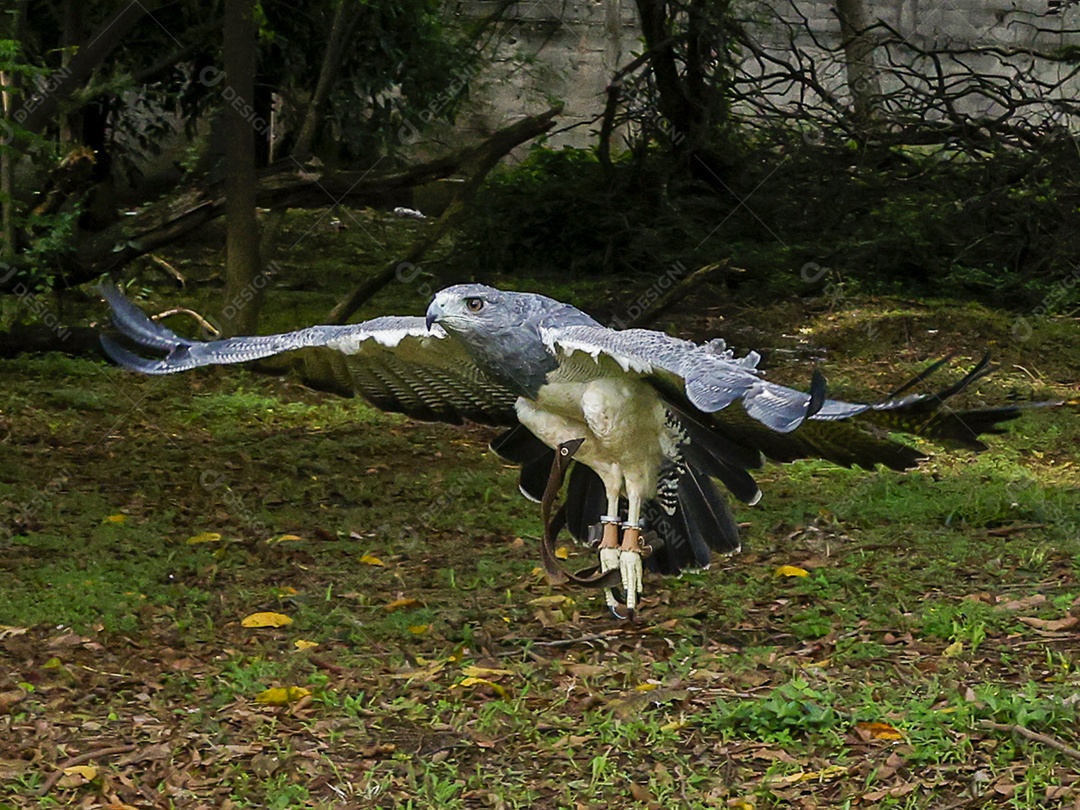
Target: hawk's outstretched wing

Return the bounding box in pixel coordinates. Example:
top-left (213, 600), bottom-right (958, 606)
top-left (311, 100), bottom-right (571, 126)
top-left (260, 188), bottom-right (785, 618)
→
top-left (99, 286), bottom-right (518, 426)
top-left (540, 324), bottom-right (1027, 471)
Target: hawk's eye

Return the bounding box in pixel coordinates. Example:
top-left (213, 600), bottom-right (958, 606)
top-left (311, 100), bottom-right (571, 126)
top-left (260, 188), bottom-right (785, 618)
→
top-left (465, 297), bottom-right (484, 313)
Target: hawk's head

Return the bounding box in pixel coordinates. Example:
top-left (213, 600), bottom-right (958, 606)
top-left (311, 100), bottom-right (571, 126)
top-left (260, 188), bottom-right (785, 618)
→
top-left (426, 284), bottom-right (523, 334)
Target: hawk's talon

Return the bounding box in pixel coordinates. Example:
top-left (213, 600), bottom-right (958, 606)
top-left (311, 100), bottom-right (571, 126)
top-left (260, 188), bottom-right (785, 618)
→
top-left (599, 546), bottom-right (622, 613)
top-left (619, 548), bottom-right (643, 614)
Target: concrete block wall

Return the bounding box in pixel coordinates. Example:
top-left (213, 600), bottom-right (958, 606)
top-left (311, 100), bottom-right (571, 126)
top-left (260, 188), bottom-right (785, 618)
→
top-left (449, 0), bottom-right (1080, 151)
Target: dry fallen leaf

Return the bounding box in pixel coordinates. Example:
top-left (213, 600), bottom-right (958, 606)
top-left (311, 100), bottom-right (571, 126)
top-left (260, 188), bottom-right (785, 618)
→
top-left (63, 764), bottom-right (99, 780)
top-left (997, 594), bottom-right (1047, 611)
top-left (1017, 616), bottom-right (1078, 632)
top-left (241, 612), bottom-right (293, 628)
top-left (0, 759), bottom-right (30, 780)
top-left (774, 565), bottom-right (810, 578)
top-left (0, 689), bottom-right (27, 713)
top-left (255, 686), bottom-right (311, 705)
top-left (855, 721), bottom-right (904, 740)
top-left (863, 782), bottom-right (918, 802)
top-left (387, 660), bottom-right (445, 680)
top-left (454, 677), bottom-right (507, 697)
top-left (384, 597), bottom-right (421, 612)
top-left (628, 782), bottom-right (655, 804)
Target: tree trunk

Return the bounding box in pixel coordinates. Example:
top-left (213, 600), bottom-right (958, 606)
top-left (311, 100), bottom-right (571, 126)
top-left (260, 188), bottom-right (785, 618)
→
top-left (292, 1), bottom-right (360, 161)
top-left (261, 0), bottom-right (362, 280)
top-left (835, 0), bottom-right (881, 124)
top-left (221, 0), bottom-right (262, 336)
top-left (633, 0), bottom-right (735, 191)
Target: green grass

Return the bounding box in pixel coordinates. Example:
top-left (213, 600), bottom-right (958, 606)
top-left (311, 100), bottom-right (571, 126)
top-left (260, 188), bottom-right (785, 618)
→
top-left (0, 240), bottom-right (1078, 807)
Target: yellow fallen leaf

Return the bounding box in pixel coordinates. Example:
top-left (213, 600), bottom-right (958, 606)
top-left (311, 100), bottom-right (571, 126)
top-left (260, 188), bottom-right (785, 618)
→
top-left (856, 721), bottom-right (904, 740)
top-left (635, 682), bottom-right (660, 692)
top-left (774, 565), bottom-right (810, 578)
top-left (384, 598), bottom-right (421, 612)
top-left (63, 764), bottom-right (98, 780)
top-left (942, 640), bottom-right (964, 657)
top-left (771, 765), bottom-right (847, 784)
top-left (408, 625), bottom-right (429, 635)
top-left (360, 554), bottom-right (385, 566)
top-left (255, 686), bottom-right (311, 705)
top-left (454, 677), bottom-right (507, 697)
top-left (186, 531), bottom-right (222, 544)
top-left (294, 639), bottom-right (318, 650)
top-left (241, 612), bottom-right (293, 628)
top-left (267, 534), bottom-right (302, 544)
top-left (462, 665), bottom-right (513, 678)
top-left (554, 546), bottom-right (569, 559)
top-left (660, 719), bottom-right (688, 732)
top-left (43, 657), bottom-right (63, 669)
top-left (103, 514), bottom-right (127, 524)
top-left (528, 595), bottom-right (574, 607)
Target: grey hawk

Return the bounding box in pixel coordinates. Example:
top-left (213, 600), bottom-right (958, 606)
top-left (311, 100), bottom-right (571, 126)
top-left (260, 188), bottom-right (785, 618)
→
top-left (100, 283), bottom-right (1029, 618)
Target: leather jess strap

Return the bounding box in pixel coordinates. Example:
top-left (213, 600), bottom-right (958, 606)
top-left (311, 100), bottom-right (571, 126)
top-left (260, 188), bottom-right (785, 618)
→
top-left (539, 439), bottom-right (622, 589)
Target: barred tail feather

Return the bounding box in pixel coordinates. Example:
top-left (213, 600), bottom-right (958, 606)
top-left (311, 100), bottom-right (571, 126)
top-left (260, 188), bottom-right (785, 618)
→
top-left (642, 463), bottom-right (740, 574)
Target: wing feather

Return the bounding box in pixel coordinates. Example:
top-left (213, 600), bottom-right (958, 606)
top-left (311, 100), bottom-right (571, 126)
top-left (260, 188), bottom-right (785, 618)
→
top-left (543, 325), bottom-right (821, 433)
top-left (542, 323), bottom-right (1028, 469)
top-left (100, 286), bottom-right (518, 426)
